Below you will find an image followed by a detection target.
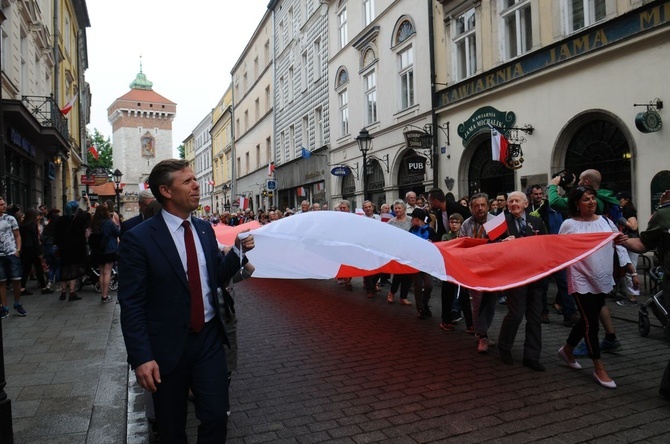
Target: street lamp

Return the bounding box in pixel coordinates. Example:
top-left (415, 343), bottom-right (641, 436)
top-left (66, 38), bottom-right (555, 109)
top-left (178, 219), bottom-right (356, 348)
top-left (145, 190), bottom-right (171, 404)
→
top-left (222, 183), bottom-right (230, 212)
top-left (355, 128), bottom-right (374, 202)
top-left (112, 169), bottom-right (123, 213)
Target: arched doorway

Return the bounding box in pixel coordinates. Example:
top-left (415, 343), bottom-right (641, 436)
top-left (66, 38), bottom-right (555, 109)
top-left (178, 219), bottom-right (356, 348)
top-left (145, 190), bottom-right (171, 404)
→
top-left (564, 118), bottom-right (632, 193)
top-left (467, 139), bottom-right (514, 198)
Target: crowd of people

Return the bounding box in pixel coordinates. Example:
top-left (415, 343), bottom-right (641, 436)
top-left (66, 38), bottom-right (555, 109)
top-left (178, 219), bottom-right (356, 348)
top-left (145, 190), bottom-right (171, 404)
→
top-left (0, 196), bottom-right (130, 318)
top-left (277, 169), bottom-right (660, 391)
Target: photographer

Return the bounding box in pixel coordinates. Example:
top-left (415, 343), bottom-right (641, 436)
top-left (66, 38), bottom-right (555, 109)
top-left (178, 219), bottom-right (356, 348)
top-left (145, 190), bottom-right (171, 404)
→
top-left (547, 169), bottom-right (619, 214)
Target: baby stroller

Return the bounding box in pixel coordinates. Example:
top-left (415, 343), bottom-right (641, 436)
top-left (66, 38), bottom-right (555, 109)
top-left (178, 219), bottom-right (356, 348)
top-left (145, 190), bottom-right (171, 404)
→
top-left (638, 266), bottom-right (668, 337)
top-left (74, 261), bottom-right (119, 294)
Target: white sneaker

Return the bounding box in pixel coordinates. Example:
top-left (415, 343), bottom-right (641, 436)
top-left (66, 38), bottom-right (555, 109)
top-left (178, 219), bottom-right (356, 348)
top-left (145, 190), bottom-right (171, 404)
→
top-left (477, 337), bottom-right (489, 354)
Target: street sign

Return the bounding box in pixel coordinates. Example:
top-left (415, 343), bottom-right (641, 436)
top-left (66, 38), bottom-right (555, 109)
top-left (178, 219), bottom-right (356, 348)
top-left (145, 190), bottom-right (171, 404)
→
top-left (81, 175), bottom-right (95, 185)
top-left (267, 179), bottom-right (277, 190)
top-left (330, 166), bottom-right (350, 176)
top-left (87, 193), bottom-right (99, 202)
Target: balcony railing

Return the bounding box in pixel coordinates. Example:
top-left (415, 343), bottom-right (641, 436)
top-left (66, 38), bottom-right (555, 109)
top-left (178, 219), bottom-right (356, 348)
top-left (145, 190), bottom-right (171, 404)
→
top-left (21, 95), bottom-right (70, 142)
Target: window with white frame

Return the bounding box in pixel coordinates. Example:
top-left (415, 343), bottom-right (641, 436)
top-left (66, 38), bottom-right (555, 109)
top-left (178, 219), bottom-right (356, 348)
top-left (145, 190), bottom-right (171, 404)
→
top-left (338, 5), bottom-right (348, 50)
top-left (336, 68), bottom-right (349, 137)
top-left (302, 115), bottom-right (309, 148)
top-left (288, 7), bottom-right (294, 42)
top-left (279, 76), bottom-right (285, 109)
top-left (279, 131), bottom-right (286, 162)
top-left (279, 20), bottom-right (285, 52)
top-left (363, 0), bottom-right (375, 26)
top-left (288, 66), bottom-right (294, 102)
top-left (566, 0), bottom-right (606, 32)
top-left (363, 70), bottom-right (377, 125)
top-left (339, 90), bottom-right (349, 137)
top-left (454, 8), bottom-right (477, 81)
top-left (398, 46), bottom-right (414, 110)
top-left (312, 39), bottom-right (322, 81)
top-left (502, 0), bottom-right (533, 60)
top-left (315, 106), bottom-right (324, 147)
top-left (301, 51), bottom-right (308, 91)
top-left (290, 125), bottom-right (296, 157)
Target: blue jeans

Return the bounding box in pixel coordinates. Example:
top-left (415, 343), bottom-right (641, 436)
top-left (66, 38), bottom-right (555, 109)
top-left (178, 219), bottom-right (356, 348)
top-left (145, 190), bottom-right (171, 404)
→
top-left (0, 254), bottom-right (21, 281)
top-left (43, 244), bottom-right (61, 283)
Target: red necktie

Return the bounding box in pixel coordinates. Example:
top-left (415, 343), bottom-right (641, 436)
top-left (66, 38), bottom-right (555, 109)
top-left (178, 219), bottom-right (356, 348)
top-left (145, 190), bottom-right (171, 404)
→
top-left (182, 221), bottom-right (204, 332)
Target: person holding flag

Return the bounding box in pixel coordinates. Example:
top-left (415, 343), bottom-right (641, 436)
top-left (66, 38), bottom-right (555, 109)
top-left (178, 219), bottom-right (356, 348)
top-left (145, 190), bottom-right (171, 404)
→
top-left (459, 193), bottom-right (507, 354)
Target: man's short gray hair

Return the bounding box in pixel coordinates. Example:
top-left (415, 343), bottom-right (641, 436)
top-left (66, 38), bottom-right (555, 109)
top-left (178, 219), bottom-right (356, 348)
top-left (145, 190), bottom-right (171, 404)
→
top-left (138, 189), bottom-right (155, 203)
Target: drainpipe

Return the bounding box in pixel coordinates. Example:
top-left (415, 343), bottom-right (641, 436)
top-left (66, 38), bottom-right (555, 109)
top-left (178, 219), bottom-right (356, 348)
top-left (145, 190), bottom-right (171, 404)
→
top-left (428, 0), bottom-right (439, 189)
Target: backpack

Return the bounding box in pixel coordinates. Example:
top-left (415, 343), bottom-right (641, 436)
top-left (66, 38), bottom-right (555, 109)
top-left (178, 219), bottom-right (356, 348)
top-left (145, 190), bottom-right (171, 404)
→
top-left (546, 206), bottom-right (564, 235)
top-left (603, 201), bottom-right (625, 230)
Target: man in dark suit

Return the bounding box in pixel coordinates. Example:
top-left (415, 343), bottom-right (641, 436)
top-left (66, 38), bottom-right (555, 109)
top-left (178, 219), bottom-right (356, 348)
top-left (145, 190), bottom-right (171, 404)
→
top-left (427, 188), bottom-right (471, 239)
top-left (120, 189), bottom-right (156, 237)
top-left (497, 191), bottom-right (548, 372)
top-left (119, 159), bottom-right (254, 443)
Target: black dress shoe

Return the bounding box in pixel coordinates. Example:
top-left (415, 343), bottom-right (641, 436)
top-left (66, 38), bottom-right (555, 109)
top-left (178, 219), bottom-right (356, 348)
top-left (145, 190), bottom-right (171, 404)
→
top-left (522, 359), bottom-right (546, 372)
top-left (500, 349), bottom-right (513, 365)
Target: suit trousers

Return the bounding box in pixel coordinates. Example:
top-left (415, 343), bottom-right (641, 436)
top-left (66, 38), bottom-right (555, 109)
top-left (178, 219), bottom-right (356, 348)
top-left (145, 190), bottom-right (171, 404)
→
top-left (497, 281), bottom-right (544, 360)
top-left (153, 320), bottom-right (229, 444)
top-left (471, 290), bottom-right (496, 336)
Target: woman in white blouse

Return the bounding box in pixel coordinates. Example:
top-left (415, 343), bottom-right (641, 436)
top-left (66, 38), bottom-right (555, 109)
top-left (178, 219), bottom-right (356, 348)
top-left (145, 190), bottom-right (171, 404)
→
top-left (556, 185), bottom-right (635, 389)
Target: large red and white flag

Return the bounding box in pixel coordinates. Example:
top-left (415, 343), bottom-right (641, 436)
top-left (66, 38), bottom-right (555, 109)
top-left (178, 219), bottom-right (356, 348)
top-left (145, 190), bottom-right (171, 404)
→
top-left (268, 162), bottom-right (275, 176)
top-left (207, 179), bottom-right (215, 186)
top-left (60, 94), bottom-right (78, 116)
top-left (489, 124), bottom-right (509, 162)
top-left (483, 212), bottom-right (508, 240)
top-left (88, 146), bottom-right (99, 160)
top-left (228, 211), bottom-right (618, 291)
top-left (238, 196), bottom-right (248, 210)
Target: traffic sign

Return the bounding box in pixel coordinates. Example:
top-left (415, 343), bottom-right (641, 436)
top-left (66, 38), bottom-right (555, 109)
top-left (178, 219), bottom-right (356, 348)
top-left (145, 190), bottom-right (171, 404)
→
top-left (267, 179), bottom-right (277, 190)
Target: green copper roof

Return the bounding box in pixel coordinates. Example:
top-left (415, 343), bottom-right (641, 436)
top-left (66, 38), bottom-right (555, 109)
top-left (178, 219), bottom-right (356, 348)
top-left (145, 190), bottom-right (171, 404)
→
top-left (129, 71), bottom-right (153, 90)
top-left (129, 59), bottom-right (153, 90)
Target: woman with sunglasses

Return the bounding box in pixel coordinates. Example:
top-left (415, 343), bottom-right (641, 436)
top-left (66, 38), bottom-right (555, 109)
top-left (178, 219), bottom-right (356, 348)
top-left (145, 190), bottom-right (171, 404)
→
top-left (556, 185), bottom-right (636, 389)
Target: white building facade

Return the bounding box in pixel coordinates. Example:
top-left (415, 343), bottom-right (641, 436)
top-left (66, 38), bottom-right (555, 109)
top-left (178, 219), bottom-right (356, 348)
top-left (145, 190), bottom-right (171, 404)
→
top-left (192, 112), bottom-right (213, 215)
top-left (327, 0), bottom-right (437, 210)
top-left (433, 0), bottom-right (669, 222)
top-left (269, 0), bottom-right (331, 211)
top-left (231, 10), bottom-right (275, 212)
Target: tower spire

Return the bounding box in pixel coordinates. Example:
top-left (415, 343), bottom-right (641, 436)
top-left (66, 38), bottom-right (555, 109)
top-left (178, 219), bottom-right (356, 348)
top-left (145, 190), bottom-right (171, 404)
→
top-left (129, 56), bottom-right (153, 90)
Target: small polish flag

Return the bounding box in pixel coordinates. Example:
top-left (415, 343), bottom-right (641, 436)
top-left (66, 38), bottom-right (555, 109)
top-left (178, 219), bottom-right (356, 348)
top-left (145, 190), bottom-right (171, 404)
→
top-left (60, 94), bottom-right (78, 115)
top-left (268, 162), bottom-right (275, 176)
top-left (138, 183), bottom-right (148, 191)
top-left (380, 213), bottom-right (393, 223)
top-left (355, 208), bottom-right (364, 216)
top-left (488, 124), bottom-right (509, 162)
top-left (238, 196), bottom-right (248, 210)
top-left (483, 212), bottom-right (508, 241)
top-left (208, 180), bottom-right (215, 186)
top-left (88, 146), bottom-right (99, 160)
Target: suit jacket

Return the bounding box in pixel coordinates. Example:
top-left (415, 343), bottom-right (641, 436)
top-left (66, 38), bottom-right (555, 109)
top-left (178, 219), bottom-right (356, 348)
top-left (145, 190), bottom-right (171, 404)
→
top-left (504, 212), bottom-right (547, 238)
top-left (121, 214), bottom-right (144, 238)
top-left (433, 202), bottom-right (472, 239)
top-left (118, 212), bottom-right (244, 374)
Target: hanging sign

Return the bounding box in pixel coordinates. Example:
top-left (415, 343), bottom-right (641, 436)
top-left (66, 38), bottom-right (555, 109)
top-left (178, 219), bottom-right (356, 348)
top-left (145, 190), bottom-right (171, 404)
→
top-left (331, 166), bottom-right (351, 176)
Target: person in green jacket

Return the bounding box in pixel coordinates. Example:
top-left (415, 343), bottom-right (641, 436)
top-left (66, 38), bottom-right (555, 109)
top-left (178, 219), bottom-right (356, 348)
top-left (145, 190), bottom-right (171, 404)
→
top-left (547, 169), bottom-right (620, 214)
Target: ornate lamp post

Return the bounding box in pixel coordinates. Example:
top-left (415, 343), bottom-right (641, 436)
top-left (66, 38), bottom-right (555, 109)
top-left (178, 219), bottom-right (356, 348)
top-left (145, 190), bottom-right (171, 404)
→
top-left (112, 169), bottom-right (123, 213)
top-left (355, 128), bottom-right (374, 202)
top-left (222, 183), bottom-right (230, 212)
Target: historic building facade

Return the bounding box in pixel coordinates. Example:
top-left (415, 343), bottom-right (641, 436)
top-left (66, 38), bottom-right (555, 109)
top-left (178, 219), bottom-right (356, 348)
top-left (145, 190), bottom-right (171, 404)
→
top-left (107, 69), bottom-right (175, 219)
top-left (1, 0), bottom-right (90, 210)
top-left (231, 10), bottom-right (274, 212)
top-left (433, 0), bottom-right (669, 220)
top-left (268, 0), bottom-right (330, 211)
top-left (327, 0), bottom-right (436, 211)
top-left (210, 84), bottom-right (233, 214)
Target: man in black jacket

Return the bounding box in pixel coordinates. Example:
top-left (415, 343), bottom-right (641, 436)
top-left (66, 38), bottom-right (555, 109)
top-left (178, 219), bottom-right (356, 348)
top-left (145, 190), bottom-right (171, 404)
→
top-left (427, 188), bottom-right (471, 239)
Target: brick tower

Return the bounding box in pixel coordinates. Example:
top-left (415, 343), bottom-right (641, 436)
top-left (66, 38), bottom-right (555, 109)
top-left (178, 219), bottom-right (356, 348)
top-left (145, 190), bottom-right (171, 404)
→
top-left (107, 64), bottom-right (176, 214)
